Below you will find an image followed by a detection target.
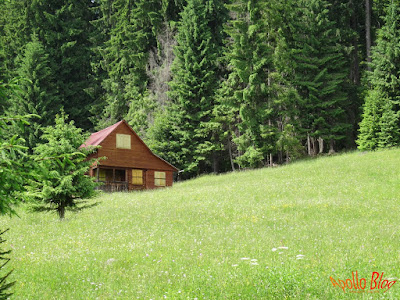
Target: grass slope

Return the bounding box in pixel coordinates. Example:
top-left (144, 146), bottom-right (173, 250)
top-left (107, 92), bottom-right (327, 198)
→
top-left (1, 149), bottom-right (400, 299)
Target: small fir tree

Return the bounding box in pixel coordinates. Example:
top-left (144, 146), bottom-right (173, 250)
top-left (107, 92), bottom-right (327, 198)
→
top-left (28, 112), bottom-right (98, 219)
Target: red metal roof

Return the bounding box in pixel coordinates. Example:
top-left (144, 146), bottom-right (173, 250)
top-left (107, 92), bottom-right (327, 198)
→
top-left (80, 120), bottom-right (123, 148)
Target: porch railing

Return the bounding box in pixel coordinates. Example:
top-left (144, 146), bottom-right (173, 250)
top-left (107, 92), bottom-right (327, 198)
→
top-left (96, 181), bottom-right (129, 192)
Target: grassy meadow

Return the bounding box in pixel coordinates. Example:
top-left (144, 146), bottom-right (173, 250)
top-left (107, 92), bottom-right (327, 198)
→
top-left (1, 149), bottom-right (400, 299)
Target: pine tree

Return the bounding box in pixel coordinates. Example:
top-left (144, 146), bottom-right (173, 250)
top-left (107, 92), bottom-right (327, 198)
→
top-left (219, 0), bottom-right (276, 168)
top-left (8, 35), bottom-right (59, 151)
top-left (0, 0), bottom-right (34, 81)
top-left (357, 2), bottom-right (400, 150)
top-left (166, 0), bottom-right (224, 175)
top-left (28, 112), bottom-right (98, 219)
top-left (0, 1), bottom-right (96, 129)
top-left (97, 0), bottom-right (161, 133)
top-left (288, 0), bottom-right (351, 155)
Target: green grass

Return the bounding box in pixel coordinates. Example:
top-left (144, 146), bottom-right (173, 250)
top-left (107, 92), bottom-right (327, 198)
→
top-left (1, 149), bottom-right (400, 299)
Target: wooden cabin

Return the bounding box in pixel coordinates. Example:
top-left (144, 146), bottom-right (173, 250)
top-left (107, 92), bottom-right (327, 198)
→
top-left (80, 120), bottom-right (178, 192)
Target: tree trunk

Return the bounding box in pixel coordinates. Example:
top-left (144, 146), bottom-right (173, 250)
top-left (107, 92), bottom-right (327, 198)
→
top-left (365, 0), bottom-right (372, 71)
top-left (351, 0), bottom-right (360, 85)
top-left (329, 140), bottom-right (336, 155)
top-left (318, 137), bottom-right (324, 154)
top-left (212, 151), bottom-right (219, 174)
top-left (228, 136), bottom-right (235, 171)
top-left (57, 203), bottom-right (65, 219)
top-left (278, 150), bottom-right (283, 164)
top-left (307, 133), bottom-right (313, 156)
top-left (269, 153), bottom-right (273, 166)
top-left (310, 136), bottom-right (317, 156)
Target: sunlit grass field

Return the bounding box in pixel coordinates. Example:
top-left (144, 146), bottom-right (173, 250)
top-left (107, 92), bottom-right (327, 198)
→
top-left (1, 149), bottom-right (400, 299)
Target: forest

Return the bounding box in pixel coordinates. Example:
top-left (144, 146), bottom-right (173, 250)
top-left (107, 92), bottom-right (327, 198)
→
top-left (1, 0), bottom-right (400, 178)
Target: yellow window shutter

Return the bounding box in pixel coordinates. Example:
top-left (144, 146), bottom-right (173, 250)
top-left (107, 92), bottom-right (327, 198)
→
top-left (132, 169), bottom-right (143, 185)
top-left (154, 171), bottom-right (166, 187)
top-left (116, 134), bottom-right (131, 149)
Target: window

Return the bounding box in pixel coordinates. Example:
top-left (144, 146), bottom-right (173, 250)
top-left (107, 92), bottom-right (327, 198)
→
top-left (116, 134), bottom-right (131, 149)
top-left (99, 169), bottom-right (106, 181)
top-left (98, 169), bottom-right (112, 182)
top-left (132, 169), bottom-right (143, 185)
top-left (115, 169), bottom-right (126, 182)
top-left (154, 171), bottom-right (166, 187)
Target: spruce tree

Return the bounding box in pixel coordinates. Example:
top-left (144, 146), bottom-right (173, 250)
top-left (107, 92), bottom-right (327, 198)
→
top-left (0, 0), bottom-right (96, 129)
top-left (219, 0), bottom-right (276, 168)
top-left (357, 2), bottom-right (400, 150)
top-left (8, 35), bottom-right (58, 151)
top-left (28, 112), bottom-right (98, 219)
top-left (167, 0), bottom-right (223, 175)
top-left (98, 0), bottom-right (161, 133)
top-left (288, 0), bottom-right (350, 155)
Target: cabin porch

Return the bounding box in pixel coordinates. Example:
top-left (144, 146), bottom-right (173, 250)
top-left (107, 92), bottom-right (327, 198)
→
top-left (94, 167), bottom-right (129, 192)
top-left (92, 166), bottom-right (146, 192)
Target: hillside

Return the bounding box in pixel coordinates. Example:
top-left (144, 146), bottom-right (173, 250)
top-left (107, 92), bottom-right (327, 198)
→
top-left (1, 149), bottom-right (400, 299)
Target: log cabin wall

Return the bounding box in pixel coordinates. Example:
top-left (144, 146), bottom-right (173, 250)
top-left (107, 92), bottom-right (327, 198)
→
top-left (145, 170), bottom-right (173, 189)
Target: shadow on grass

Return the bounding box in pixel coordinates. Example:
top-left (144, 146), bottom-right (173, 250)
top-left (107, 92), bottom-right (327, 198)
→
top-left (27, 200), bottom-right (101, 214)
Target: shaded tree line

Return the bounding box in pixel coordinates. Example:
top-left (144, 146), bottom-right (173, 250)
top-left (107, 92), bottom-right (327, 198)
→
top-left (1, 0), bottom-right (399, 178)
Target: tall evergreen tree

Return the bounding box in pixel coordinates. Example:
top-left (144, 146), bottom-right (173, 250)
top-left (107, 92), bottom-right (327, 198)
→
top-left (1, 1), bottom-right (96, 129)
top-left (357, 1), bottom-right (400, 150)
top-left (287, 0), bottom-right (351, 155)
top-left (8, 35), bottom-right (58, 151)
top-left (218, 0), bottom-right (276, 168)
top-left (165, 0), bottom-right (224, 175)
top-left (97, 0), bottom-right (161, 134)
top-left (0, 0), bottom-right (34, 81)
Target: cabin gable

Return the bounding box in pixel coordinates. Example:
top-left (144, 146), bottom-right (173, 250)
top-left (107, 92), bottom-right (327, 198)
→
top-left (97, 121), bottom-right (176, 171)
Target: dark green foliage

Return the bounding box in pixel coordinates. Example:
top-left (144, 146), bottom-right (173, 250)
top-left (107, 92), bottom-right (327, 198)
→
top-left (0, 112), bottom-right (31, 216)
top-left (0, 229), bottom-right (14, 300)
top-left (0, 0), bottom-right (33, 81)
top-left (1, 0), bottom-right (399, 179)
top-left (0, 83), bottom-right (34, 299)
top-left (287, 0), bottom-right (351, 154)
top-left (8, 35), bottom-right (58, 151)
top-left (97, 0), bottom-right (161, 134)
top-left (357, 2), bottom-right (400, 150)
top-left (28, 112), bottom-right (98, 219)
top-left (0, 0), bottom-right (96, 130)
top-left (164, 0), bottom-right (224, 175)
top-left (220, 0), bottom-right (276, 167)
